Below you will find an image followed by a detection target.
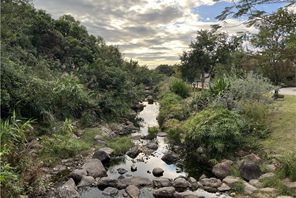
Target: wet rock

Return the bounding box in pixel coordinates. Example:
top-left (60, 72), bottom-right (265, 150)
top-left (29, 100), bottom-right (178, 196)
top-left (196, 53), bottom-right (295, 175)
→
top-left (218, 183), bottom-right (231, 192)
top-left (222, 176), bottom-right (241, 188)
top-left (97, 177), bottom-right (118, 188)
top-left (119, 176), bottom-right (152, 187)
top-left (153, 178), bottom-right (172, 188)
top-left (126, 146), bottom-right (140, 159)
top-left (153, 168), bottom-right (164, 177)
top-left (239, 160), bottom-right (261, 181)
top-left (92, 150), bottom-right (110, 164)
top-left (69, 169), bottom-right (87, 184)
top-left (103, 187), bottom-right (118, 196)
top-left (99, 147), bottom-right (114, 156)
top-left (212, 160), bottom-right (233, 179)
top-left (153, 187), bottom-right (175, 198)
top-left (58, 178), bottom-right (79, 198)
top-left (147, 142), bottom-right (158, 150)
top-left (200, 177), bottom-right (222, 189)
top-left (249, 179), bottom-right (263, 188)
top-left (243, 182), bottom-right (257, 195)
top-left (173, 178), bottom-right (190, 191)
top-left (147, 95), bottom-right (154, 104)
top-left (82, 159), bottom-right (107, 178)
top-left (161, 151), bottom-right (178, 164)
top-left (126, 185), bottom-right (140, 198)
top-left (117, 168), bottom-right (128, 175)
top-left (77, 176), bottom-right (95, 187)
top-left (259, 172), bottom-right (275, 180)
top-left (131, 164), bottom-right (137, 172)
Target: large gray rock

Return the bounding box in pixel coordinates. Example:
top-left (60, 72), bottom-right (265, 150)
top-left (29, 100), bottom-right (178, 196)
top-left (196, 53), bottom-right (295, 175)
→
top-left (161, 152), bottom-right (178, 164)
top-left (77, 176), bottom-right (95, 187)
top-left (97, 177), bottom-right (118, 188)
top-left (212, 160), bottom-right (233, 179)
top-left (126, 185), bottom-right (140, 198)
top-left (126, 146), bottom-right (140, 159)
top-left (152, 168), bottom-right (164, 177)
top-left (69, 169), bottom-right (87, 184)
top-left (222, 176), bottom-right (241, 188)
top-left (153, 178), bottom-right (172, 188)
top-left (173, 178), bottom-right (190, 191)
top-left (153, 187), bottom-right (175, 198)
top-left (102, 187), bottom-right (118, 196)
top-left (119, 176), bottom-right (152, 188)
top-left (92, 150), bottom-right (110, 163)
top-left (58, 178), bottom-right (80, 198)
top-left (82, 159), bottom-right (107, 178)
top-left (200, 177), bottom-right (222, 189)
top-left (239, 160), bottom-right (261, 181)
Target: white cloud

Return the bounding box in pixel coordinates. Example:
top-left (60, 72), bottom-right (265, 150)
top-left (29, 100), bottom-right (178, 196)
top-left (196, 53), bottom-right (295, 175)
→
top-left (34, 0), bottom-right (258, 67)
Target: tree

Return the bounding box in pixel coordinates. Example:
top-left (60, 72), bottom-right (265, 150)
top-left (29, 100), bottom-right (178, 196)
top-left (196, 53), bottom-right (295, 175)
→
top-left (180, 28), bottom-right (242, 86)
top-left (252, 8), bottom-right (296, 85)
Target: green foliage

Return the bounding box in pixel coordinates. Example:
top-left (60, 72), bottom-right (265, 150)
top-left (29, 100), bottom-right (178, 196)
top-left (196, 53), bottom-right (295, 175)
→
top-left (147, 126), bottom-right (159, 139)
top-left (169, 78), bottom-right (190, 98)
top-left (261, 174), bottom-right (296, 196)
top-left (184, 108), bottom-right (245, 159)
top-left (191, 90), bottom-right (213, 112)
top-left (280, 152), bottom-right (296, 181)
top-left (209, 77), bottom-right (230, 96)
top-left (107, 136), bottom-right (134, 156)
top-left (232, 180), bottom-right (244, 193)
top-left (158, 93), bottom-right (190, 127)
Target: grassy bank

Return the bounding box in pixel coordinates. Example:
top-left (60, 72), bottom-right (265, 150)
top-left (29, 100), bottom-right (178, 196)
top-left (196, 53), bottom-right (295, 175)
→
top-left (263, 95), bottom-right (296, 155)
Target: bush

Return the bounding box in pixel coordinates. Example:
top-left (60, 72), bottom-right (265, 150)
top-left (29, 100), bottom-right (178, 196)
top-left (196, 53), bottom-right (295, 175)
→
top-left (107, 136), bottom-right (134, 155)
top-left (191, 90), bottom-right (213, 112)
top-left (184, 108), bottom-right (245, 160)
top-left (170, 78), bottom-right (190, 98)
top-left (280, 152), bottom-right (296, 181)
top-left (147, 126), bottom-right (159, 139)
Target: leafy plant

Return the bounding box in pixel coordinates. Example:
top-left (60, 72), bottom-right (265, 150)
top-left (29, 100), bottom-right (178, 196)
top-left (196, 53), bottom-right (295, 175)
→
top-left (169, 78), bottom-right (190, 98)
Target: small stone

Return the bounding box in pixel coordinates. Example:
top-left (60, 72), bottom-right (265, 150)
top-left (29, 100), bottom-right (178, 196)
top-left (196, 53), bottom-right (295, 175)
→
top-left (77, 175), bottom-right (95, 187)
top-left (173, 178), bottom-right (190, 191)
top-left (249, 179), bottom-right (263, 188)
top-left (200, 177), bottom-right (222, 188)
top-left (126, 146), bottom-right (140, 158)
top-left (259, 172), bottom-right (275, 180)
top-left (82, 159), bottom-right (107, 178)
top-left (152, 168), bottom-right (164, 177)
top-left (92, 150), bottom-right (110, 164)
top-left (131, 164), bottom-right (137, 172)
top-left (161, 152), bottom-right (178, 164)
top-left (117, 168), bottom-right (128, 175)
top-left (212, 160), bottom-right (233, 179)
top-left (99, 147), bottom-right (114, 156)
top-left (58, 178), bottom-right (79, 198)
top-left (260, 187), bottom-right (277, 194)
top-left (103, 187), bottom-right (118, 196)
top-left (265, 164), bottom-right (276, 172)
top-left (222, 176), bottom-right (241, 188)
top-left (69, 169), bottom-right (87, 183)
top-left (153, 178), bottom-right (172, 188)
top-left (147, 143), bottom-right (158, 150)
top-left (218, 183), bottom-right (231, 192)
top-left (243, 182), bottom-right (257, 195)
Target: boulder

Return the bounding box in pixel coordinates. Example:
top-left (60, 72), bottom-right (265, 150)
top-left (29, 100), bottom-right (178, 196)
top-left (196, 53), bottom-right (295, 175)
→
top-left (126, 185), bottom-right (140, 198)
top-left (58, 178), bottom-right (80, 198)
top-left (147, 142), bottom-right (158, 150)
top-left (82, 159), bottom-right (107, 178)
top-left (161, 152), bottom-right (178, 164)
top-left (153, 178), bottom-right (172, 188)
top-left (259, 172), bottom-right (275, 180)
top-left (243, 153), bottom-right (262, 165)
top-left (153, 187), bottom-right (175, 198)
top-left (173, 178), bottom-right (190, 191)
top-left (99, 147), bottom-right (114, 156)
top-left (239, 160), bottom-right (261, 181)
top-left (249, 179), bottom-right (263, 188)
top-left (212, 160), bottom-right (233, 179)
top-left (102, 187), bottom-right (118, 196)
top-left (243, 182), bottom-right (257, 195)
top-left (117, 168), bottom-right (128, 175)
top-left (152, 168), bottom-right (164, 177)
top-left (119, 176), bottom-right (152, 187)
top-left (77, 176), bottom-right (95, 187)
top-left (260, 187), bottom-right (277, 194)
top-left (97, 177), bottom-right (118, 188)
top-left (188, 177), bottom-right (198, 190)
top-left (147, 95), bottom-right (154, 104)
top-left (200, 177), bottom-right (222, 189)
top-left (126, 146), bottom-right (140, 159)
top-left (222, 176), bottom-right (241, 188)
top-left (92, 150), bottom-right (110, 164)
top-left (69, 169), bottom-right (87, 184)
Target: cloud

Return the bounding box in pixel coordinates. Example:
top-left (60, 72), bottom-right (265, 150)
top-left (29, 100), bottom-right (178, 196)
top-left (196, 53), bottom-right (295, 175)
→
top-left (34, 0), bottom-right (258, 67)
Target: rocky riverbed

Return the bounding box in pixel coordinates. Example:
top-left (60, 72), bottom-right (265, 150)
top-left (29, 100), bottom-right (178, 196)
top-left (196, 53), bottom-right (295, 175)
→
top-left (54, 101), bottom-right (295, 198)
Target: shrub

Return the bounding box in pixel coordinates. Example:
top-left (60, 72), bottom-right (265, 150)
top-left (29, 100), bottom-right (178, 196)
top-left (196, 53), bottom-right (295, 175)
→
top-left (147, 126), bottom-right (159, 139)
top-left (170, 78), bottom-right (190, 98)
top-left (280, 152), bottom-right (296, 181)
top-left (107, 136), bottom-right (134, 155)
top-left (184, 108), bottom-right (245, 160)
top-left (238, 101), bottom-right (269, 123)
top-left (191, 90), bottom-right (213, 111)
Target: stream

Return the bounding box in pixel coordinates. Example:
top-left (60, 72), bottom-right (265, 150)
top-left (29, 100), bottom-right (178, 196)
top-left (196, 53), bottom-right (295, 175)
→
top-left (79, 102), bottom-right (217, 198)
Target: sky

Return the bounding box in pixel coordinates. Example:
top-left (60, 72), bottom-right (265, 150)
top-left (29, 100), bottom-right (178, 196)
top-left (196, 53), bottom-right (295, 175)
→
top-left (34, 0), bottom-right (287, 68)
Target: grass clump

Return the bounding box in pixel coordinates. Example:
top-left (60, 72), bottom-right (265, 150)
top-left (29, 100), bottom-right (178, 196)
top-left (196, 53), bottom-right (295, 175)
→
top-left (280, 152), bottom-right (296, 181)
top-left (107, 136), bottom-right (134, 155)
top-left (169, 78), bottom-right (190, 98)
top-left (261, 174), bottom-right (296, 196)
top-left (232, 180), bottom-right (245, 193)
top-left (147, 126), bottom-right (159, 139)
